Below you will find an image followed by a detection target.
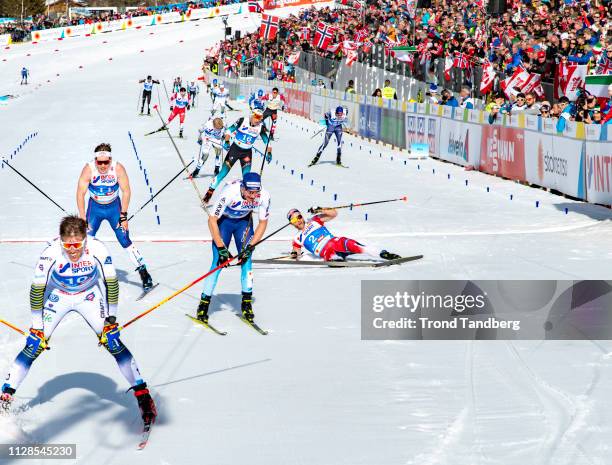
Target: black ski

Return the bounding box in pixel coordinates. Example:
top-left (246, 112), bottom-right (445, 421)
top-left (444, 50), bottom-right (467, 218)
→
top-left (327, 255), bottom-right (424, 267)
top-left (252, 255), bottom-right (423, 267)
top-left (185, 314), bottom-right (228, 336)
top-left (145, 126), bottom-right (166, 136)
top-left (136, 283), bottom-right (159, 301)
top-left (237, 314), bottom-right (268, 335)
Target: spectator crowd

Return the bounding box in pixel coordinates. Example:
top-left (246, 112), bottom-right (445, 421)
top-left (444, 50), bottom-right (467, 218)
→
top-left (209, 0), bottom-right (611, 125)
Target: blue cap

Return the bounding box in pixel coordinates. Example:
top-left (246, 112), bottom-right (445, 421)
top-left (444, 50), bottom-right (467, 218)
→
top-left (213, 78), bottom-right (218, 84)
top-left (257, 89), bottom-right (264, 96)
top-left (241, 172), bottom-right (262, 191)
top-left (335, 106), bottom-right (344, 114)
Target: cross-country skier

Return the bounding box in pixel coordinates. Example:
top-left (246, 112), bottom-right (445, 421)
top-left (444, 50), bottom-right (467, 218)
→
top-left (166, 87), bottom-right (191, 138)
top-left (261, 87), bottom-right (285, 140)
top-left (248, 89), bottom-right (265, 111)
top-left (188, 81), bottom-right (199, 108)
top-left (309, 106), bottom-right (349, 167)
top-left (172, 76), bottom-right (182, 93)
top-left (76, 143), bottom-right (154, 291)
top-left (196, 172), bottom-right (270, 324)
top-left (191, 116), bottom-right (225, 178)
top-left (287, 208), bottom-right (401, 261)
top-left (211, 83), bottom-right (231, 117)
top-left (202, 109), bottom-right (272, 203)
top-left (209, 78), bottom-right (219, 99)
top-left (138, 75), bottom-right (160, 115)
top-left (20, 67), bottom-right (29, 85)
top-left (0, 215), bottom-right (157, 428)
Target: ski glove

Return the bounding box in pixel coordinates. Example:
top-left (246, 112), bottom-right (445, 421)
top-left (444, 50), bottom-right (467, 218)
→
top-left (217, 247), bottom-right (234, 266)
top-left (238, 244), bottom-right (255, 263)
top-left (25, 328), bottom-right (48, 355)
top-left (100, 316), bottom-right (121, 351)
top-left (265, 151), bottom-right (273, 163)
top-left (307, 206), bottom-right (322, 214)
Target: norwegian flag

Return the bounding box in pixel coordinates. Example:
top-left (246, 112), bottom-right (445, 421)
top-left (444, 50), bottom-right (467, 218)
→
top-left (248, 0), bottom-right (263, 13)
top-left (299, 27), bottom-right (310, 41)
top-left (287, 50), bottom-right (301, 65)
top-left (354, 27), bottom-right (369, 43)
top-left (453, 52), bottom-right (470, 69)
top-left (259, 14), bottom-right (280, 41)
top-left (361, 40), bottom-right (373, 54)
top-left (345, 49), bottom-right (358, 67)
top-left (314, 22), bottom-right (335, 50)
top-left (479, 60), bottom-right (496, 94)
top-left (341, 40), bottom-right (359, 52)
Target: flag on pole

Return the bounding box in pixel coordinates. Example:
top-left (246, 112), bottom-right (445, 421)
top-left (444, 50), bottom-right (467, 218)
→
top-left (299, 27), bottom-right (310, 41)
top-left (259, 14), bottom-right (280, 41)
top-left (390, 46), bottom-right (416, 63)
top-left (480, 60), bottom-right (496, 94)
top-left (314, 22), bottom-right (335, 50)
top-left (554, 63), bottom-right (587, 100)
top-left (501, 67), bottom-right (544, 98)
top-left (585, 74), bottom-right (612, 97)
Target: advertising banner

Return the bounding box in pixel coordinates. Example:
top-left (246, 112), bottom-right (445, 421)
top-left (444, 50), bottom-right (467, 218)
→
top-left (480, 126), bottom-right (525, 180)
top-left (524, 131), bottom-right (586, 199)
top-left (438, 120), bottom-right (483, 167)
top-left (586, 141), bottom-right (612, 205)
top-left (381, 109), bottom-right (405, 148)
top-left (359, 105), bottom-right (381, 140)
top-left (0, 34), bottom-right (10, 46)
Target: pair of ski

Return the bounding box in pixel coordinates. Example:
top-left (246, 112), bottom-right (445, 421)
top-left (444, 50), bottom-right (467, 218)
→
top-left (253, 255), bottom-right (422, 268)
top-left (185, 313), bottom-right (268, 336)
top-left (308, 160), bottom-right (349, 168)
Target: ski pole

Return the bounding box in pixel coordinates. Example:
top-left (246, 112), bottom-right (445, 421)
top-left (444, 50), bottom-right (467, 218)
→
top-left (120, 220), bottom-right (294, 331)
top-left (258, 125), bottom-right (274, 176)
top-left (137, 88), bottom-right (142, 113)
top-left (308, 196), bottom-right (408, 213)
top-left (0, 317), bottom-right (26, 336)
top-left (152, 105), bottom-right (208, 213)
top-left (128, 160), bottom-right (193, 221)
top-left (162, 80), bottom-right (171, 104)
top-left (310, 127), bottom-right (325, 139)
top-left (2, 159), bottom-right (67, 213)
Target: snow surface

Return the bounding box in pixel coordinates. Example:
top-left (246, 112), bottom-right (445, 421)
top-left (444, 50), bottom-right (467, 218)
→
top-left (1, 8), bottom-right (612, 465)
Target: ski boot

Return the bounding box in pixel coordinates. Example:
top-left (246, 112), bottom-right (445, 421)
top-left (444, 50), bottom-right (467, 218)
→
top-left (179, 128), bottom-right (184, 138)
top-left (203, 187), bottom-right (215, 203)
top-left (137, 265), bottom-right (153, 290)
top-left (213, 166), bottom-right (220, 176)
top-left (191, 168), bottom-right (200, 179)
top-left (309, 152), bottom-right (321, 167)
top-left (133, 383), bottom-right (157, 424)
top-left (197, 295), bottom-right (211, 323)
top-left (380, 250), bottom-right (401, 260)
top-left (1, 385), bottom-right (15, 412)
top-left (241, 292), bottom-right (254, 323)
top-left (336, 149), bottom-right (342, 166)
top-left (147, 109), bottom-right (151, 116)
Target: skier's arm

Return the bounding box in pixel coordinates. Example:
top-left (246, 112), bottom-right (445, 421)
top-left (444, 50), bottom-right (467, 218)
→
top-left (317, 208), bottom-right (337, 222)
top-left (209, 194), bottom-right (229, 248)
top-left (116, 162), bottom-right (131, 215)
top-left (139, 79), bottom-right (145, 83)
top-left (153, 79), bottom-right (160, 84)
top-left (76, 164), bottom-right (91, 221)
top-left (30, 250), bottom-right (53, 329)
top-left (94, 241), bottom-right (118, 318)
